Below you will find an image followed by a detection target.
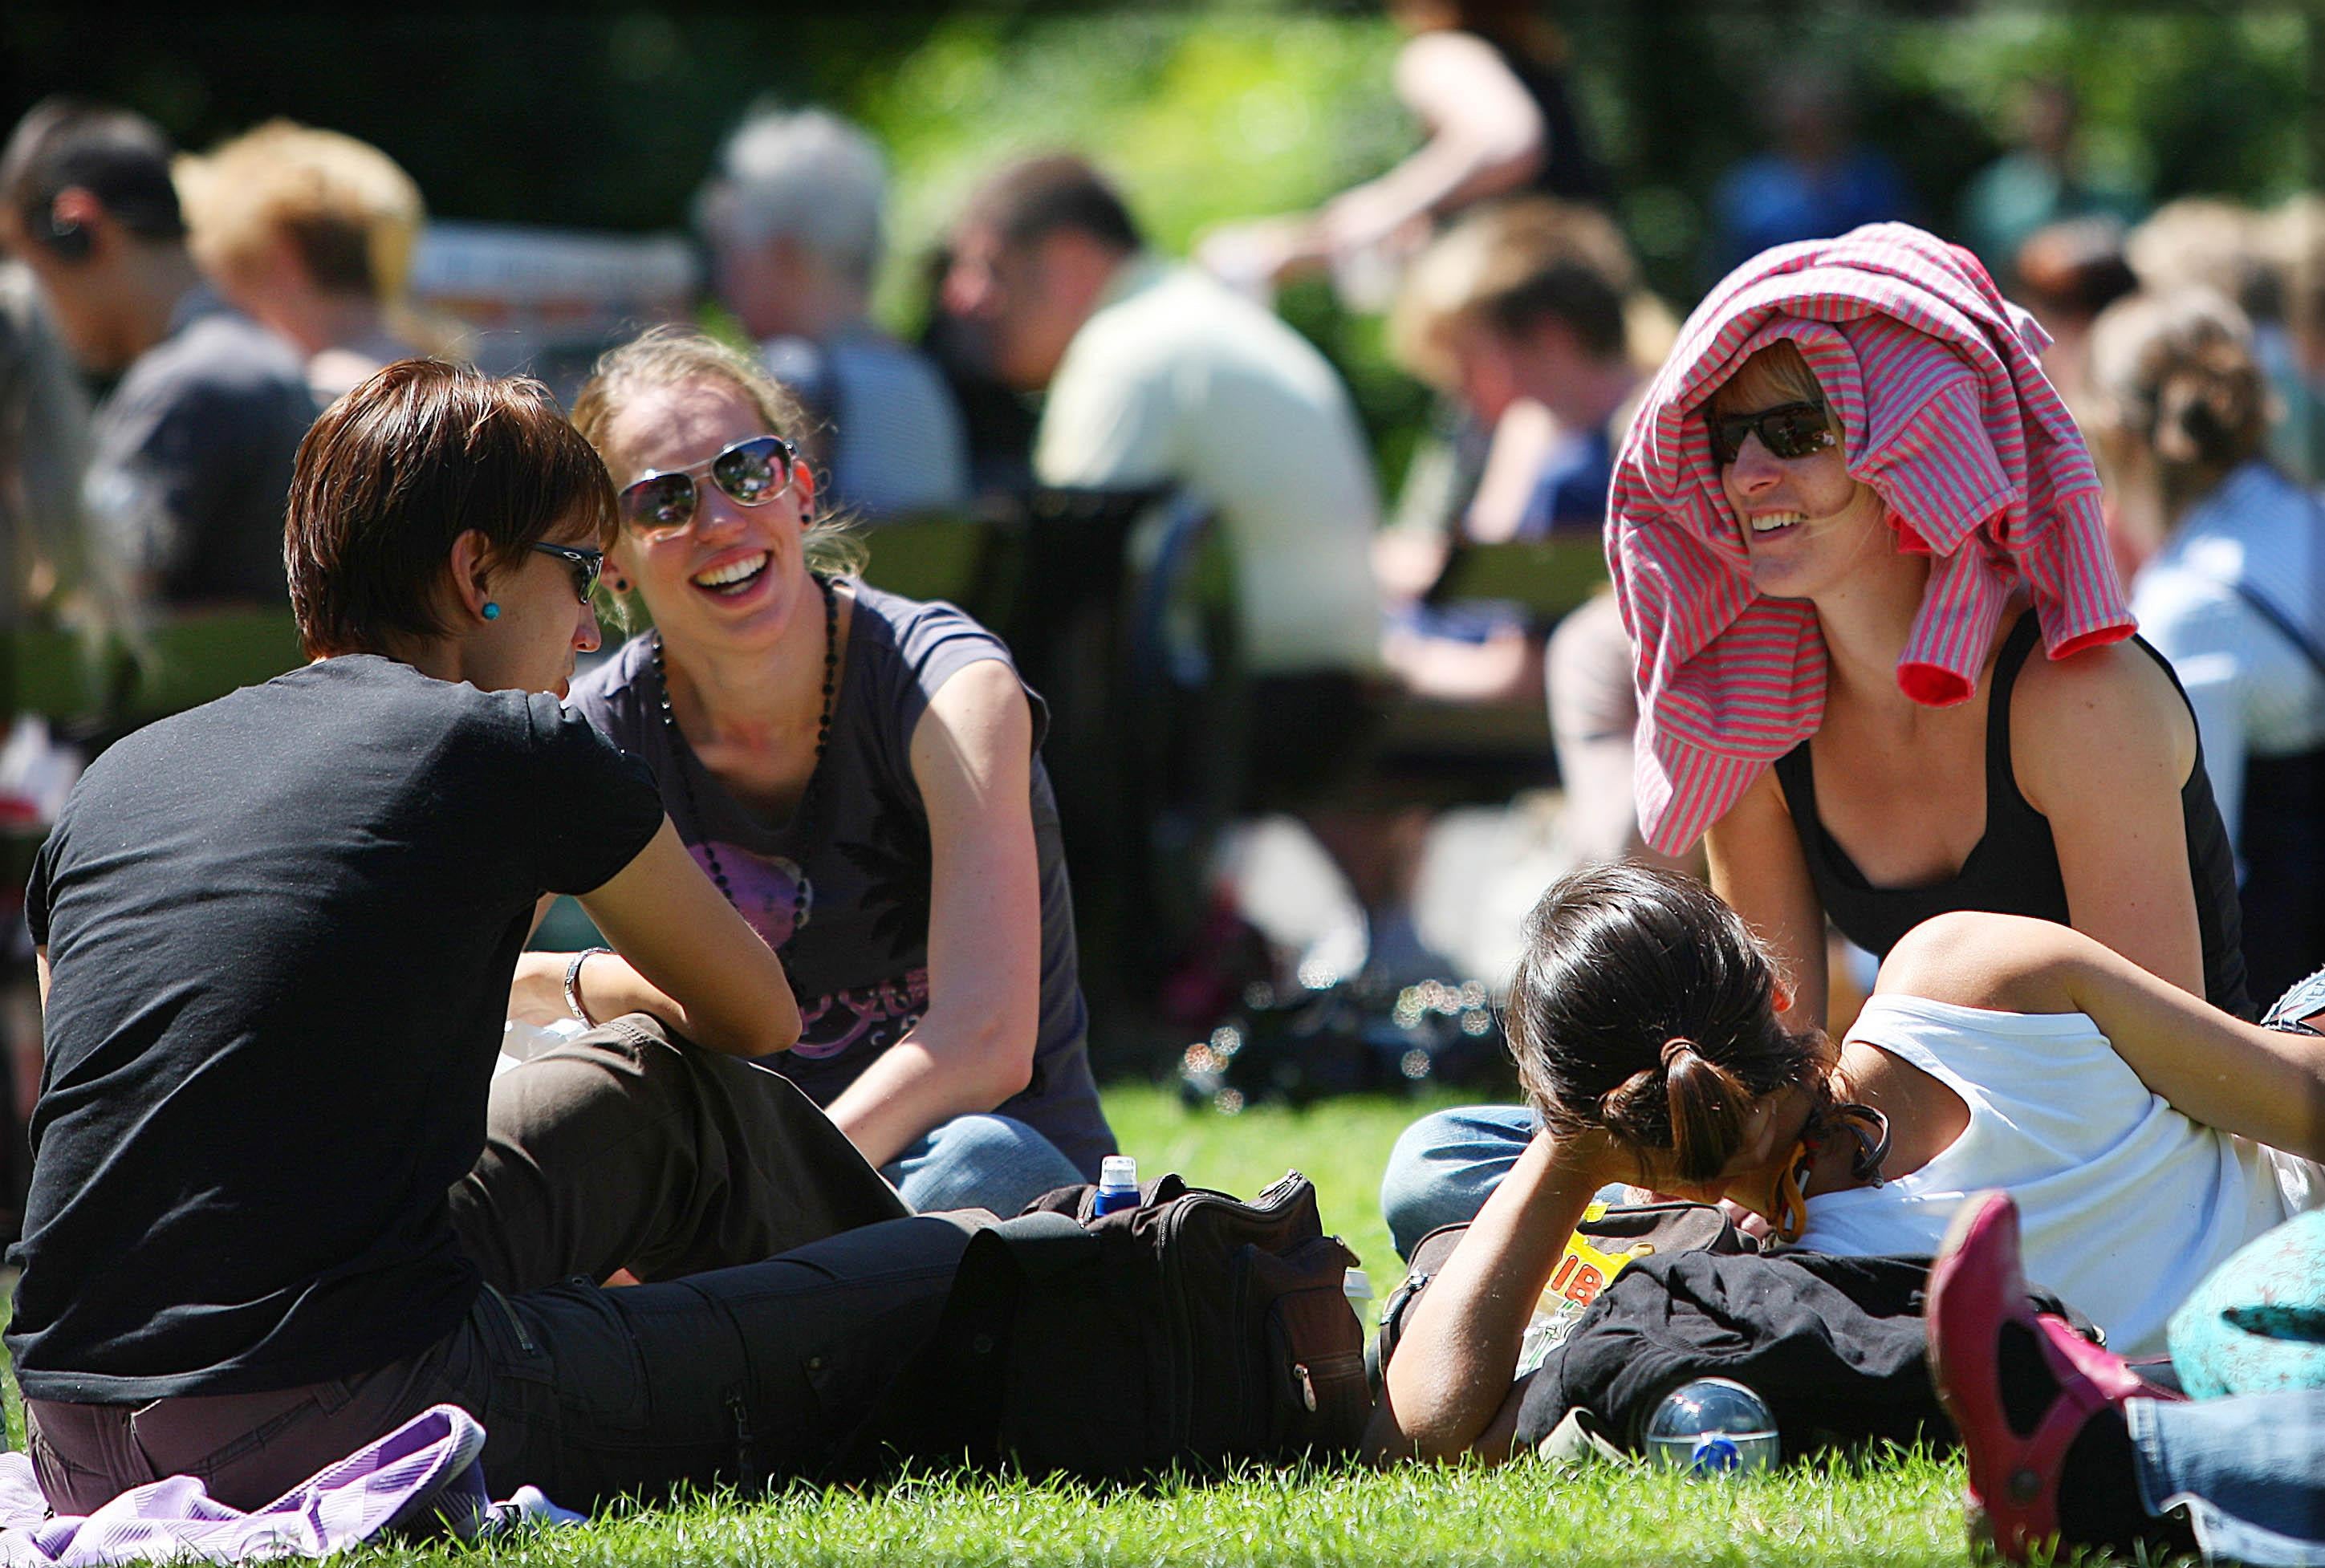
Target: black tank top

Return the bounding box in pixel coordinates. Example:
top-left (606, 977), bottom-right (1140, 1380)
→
top-left (1471, 31), bottom-right (1608, 206)
top-left (1774, 611), bottom-right (2253, 1018)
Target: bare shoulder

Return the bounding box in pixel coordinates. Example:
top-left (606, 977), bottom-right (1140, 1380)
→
top-left (2010, 638), bottom-right (2194, 806)
top-left (1874, 910), bottom-right (2093, 1015)
top-left (1395, 27), bottom-right (1536, 112)
top-left (2012, 637), bottom-right (2189, 744)
top-left (912, 658), bottom-right (1033, 785)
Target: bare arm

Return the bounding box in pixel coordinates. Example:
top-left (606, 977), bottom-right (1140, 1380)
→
top-left (1365, 1129), bottom-right (1625, 1464)
top-left (1705, 766), bottom-right (1828, 1032)
top-left (1321, 31), bottom-right (1547, 252)
top-left (819, 660), bottom-right (1043, 1172)
top-left (2013, 641), bottom-right (2209, 1001)
top-left (547, 818), bottom-right (802, 1058)
top-left (1196, 30), bottom-right (1545, 282)
top-left (1877, 912), bottom-right (2325, 1162)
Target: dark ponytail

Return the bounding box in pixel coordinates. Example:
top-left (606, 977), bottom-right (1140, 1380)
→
top-left (1507, 865), bottom-right (1830, 1184)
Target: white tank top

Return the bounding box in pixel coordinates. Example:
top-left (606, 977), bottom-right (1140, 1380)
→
top-left (1796, 994), bottom-right (2323, 1357)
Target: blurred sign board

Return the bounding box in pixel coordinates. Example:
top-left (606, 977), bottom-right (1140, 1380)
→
top-left (409, 220), bottom-right (699, 398)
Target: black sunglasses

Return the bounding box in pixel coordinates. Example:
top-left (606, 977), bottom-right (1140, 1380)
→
top-left (530, 541), bottom-right (604, 603)
top-left (1705, 400), bottom-right (1835, 465)
top-left (618, 435), bottom-right (798, 539)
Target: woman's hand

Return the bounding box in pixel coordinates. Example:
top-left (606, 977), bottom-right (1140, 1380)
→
top-left (506, 952), bottom-right (575, 1028)
top-left (1364, 1126), bottom-right (1630, 1466)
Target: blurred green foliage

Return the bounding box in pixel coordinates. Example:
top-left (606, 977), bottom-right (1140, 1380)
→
top-left (3, 1), bottom-right (2312, 497)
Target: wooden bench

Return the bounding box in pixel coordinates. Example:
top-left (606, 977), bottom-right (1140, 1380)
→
top-left (1373, 535), bottom-right (1609, 798)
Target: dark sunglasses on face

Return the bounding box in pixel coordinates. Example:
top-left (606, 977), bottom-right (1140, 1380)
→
top-left (530, 541), bottom-right (604, 603)
top-left (618, 435), bottom-right (799, 539)
top-left (1705, 400), bottom-right (1836, 465)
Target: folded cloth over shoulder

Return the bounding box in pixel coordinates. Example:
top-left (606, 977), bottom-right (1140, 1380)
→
top-left (0, 1406), bottom-right (579, 1566)
top-left (1608, 221), bottom-right (2134, 855)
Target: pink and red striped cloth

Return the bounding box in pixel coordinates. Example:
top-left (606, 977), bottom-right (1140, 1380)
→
top-left (1608, 222), bottom-right (2132, 855)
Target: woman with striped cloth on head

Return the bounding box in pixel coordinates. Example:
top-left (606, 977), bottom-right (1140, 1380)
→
top-left (1378, 224), bottom-right (2252, 1260)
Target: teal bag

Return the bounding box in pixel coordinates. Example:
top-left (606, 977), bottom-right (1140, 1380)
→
top-left (2168, 1209), bottom-right (2325, 1399)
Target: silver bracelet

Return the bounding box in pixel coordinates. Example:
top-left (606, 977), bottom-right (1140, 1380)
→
top-left (563, 947), bottom-right (613, 1028)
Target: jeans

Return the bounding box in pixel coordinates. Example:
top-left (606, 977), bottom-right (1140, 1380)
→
top-left (2130, 1391), bottom-right (2325, 1565)
top-left (883, 1113), bottom-right (1087, 1217)
top-left (1379, 1103), bottom-right (1538, 1260)
top-left (30, 1014), bottom-right (971, 1514)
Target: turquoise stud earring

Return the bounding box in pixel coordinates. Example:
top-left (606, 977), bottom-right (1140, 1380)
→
top-left (482, 601), bottom-right (501, 620)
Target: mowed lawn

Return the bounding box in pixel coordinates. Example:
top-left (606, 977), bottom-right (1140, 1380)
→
top-left (10, 1087), bottom-right (1991, 1566)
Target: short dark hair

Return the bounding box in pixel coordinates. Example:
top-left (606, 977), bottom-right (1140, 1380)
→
top-left (961, 154), bottom-right (1141, 254)
top-left (0, 96), bottom-right (185, 246)
top-left (1506, 863), bottom-right (1831, 1184)
top-left (285, 360), bottom-right (615, 659)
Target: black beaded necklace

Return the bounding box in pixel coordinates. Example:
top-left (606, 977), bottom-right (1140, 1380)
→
top-left (652, 571), bottom-right (838, 950)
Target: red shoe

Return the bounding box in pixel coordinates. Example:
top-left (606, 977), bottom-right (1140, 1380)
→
top-left (1925, 1191), bottom-right (2179, 1563)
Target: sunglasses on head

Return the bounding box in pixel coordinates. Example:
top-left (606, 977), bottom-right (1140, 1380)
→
top-left (530, 541), bottom-right (604, 603)
top-left (618, 434), bottom-right (799, 539)
top-left (1705, 400), bottom-right (1835, 465)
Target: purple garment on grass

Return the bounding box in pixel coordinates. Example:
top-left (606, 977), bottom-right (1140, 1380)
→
top-left (0, 1407), bottom-right (578, 1565)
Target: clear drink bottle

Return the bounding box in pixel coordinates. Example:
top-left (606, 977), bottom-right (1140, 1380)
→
top-left (1642, 1378), bottom-right (1779, 1475)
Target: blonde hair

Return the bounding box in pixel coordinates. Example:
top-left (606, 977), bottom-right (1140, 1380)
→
top-left (568, 325), bottom-right (864, 584)
top-left (2126, 197), bottom-right (2272, 318)
top-left (1390, 197), bottom-right (1648, 391)
top-left (177, 120), bottom-right (423, 303)
top-left (1705, 339), bottom-right (1837, 431)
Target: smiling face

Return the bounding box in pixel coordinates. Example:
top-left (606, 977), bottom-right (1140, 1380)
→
top-left (1707, 346), bottom-right (1892, 601)
top-left (597, 376), bottom-right (818, 658)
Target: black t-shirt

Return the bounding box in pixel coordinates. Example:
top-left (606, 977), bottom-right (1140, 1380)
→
top-left (8, 656), bottom-right (662, 1400)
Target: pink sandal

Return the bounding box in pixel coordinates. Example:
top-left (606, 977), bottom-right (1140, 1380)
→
top-left (1925, 1190), bottom-right (2178, 1563)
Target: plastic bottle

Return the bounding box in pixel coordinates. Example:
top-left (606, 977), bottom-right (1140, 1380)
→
top-left (1091, 1155), bottom-right (1140, 1216)
top-left (1642, 1379), bottom-right (1779, 1476)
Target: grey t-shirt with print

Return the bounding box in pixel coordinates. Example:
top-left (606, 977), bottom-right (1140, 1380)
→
top-left (569, 583), bottom-right (1112, 1178)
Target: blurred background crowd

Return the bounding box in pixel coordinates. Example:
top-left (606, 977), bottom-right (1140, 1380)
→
top-left (0, 0), bottom-right (2316, 1155)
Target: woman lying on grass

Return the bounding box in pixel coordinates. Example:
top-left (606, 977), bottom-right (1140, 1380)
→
top-left (1367, 863), bottom-right (2325, 1464)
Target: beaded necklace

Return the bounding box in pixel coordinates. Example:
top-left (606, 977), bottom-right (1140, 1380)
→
top-left (652, 571), bottom-right (838, 950)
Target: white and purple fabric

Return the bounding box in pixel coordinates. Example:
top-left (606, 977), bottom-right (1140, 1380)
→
top-left (0, 1407), bottom-right (579, 1566)
top-left (1607, 221), bottom-right (2135, 855)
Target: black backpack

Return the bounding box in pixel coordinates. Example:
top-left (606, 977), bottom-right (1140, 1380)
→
top-left (849, 1171), bottom-right (1370, 1481)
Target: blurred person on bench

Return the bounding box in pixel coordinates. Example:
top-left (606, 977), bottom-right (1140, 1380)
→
top-left (547, 327), bottom-right (1112, 1214)
top-left (0, 98), bottom-right (315, 612)
top-left (1382, 198), bottom-right (1693, 875)
top-left (176, 119), bottom-right (445, 408)
top-left (944, 156), bottom-right (1435, 981)
top-left (697, 106), bottom-right (967, 519)
top-left (13, 358), bottom-right (987, 1517)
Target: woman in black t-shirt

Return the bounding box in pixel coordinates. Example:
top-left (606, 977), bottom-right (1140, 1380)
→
top-left (15, 360), bottom-right (946, 1515)
top-left (544, 327), bottom-right (1113, 1215)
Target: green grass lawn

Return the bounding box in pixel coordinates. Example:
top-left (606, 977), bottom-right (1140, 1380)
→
top-left (289, 1083), bottom-right (1998, 1566)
